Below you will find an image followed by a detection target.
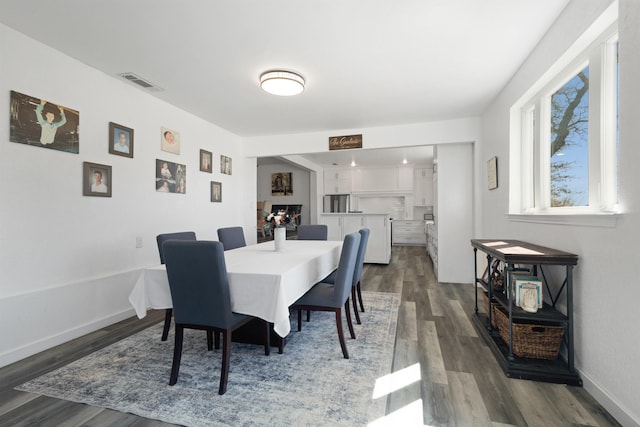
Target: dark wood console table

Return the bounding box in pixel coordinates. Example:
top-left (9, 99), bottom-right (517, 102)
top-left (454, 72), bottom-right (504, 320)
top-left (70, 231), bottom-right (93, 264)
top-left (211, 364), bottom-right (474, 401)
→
top-left (471, 239), bottom-right (582, 386)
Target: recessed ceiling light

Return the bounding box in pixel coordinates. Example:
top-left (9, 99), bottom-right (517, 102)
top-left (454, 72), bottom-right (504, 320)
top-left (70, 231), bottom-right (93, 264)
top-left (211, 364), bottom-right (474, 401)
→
top-left (260, 70), bottom-right (305, 96)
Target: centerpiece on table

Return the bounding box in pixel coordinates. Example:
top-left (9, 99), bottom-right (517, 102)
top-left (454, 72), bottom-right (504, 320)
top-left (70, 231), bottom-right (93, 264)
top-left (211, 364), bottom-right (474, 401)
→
top-left (266, 211), bottom-right (291, 251)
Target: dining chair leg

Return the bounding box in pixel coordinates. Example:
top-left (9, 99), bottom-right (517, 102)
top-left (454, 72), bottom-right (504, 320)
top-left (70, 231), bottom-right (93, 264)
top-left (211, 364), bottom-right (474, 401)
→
top-left (169, 325), bottom-right (184, 385)
top-left (214, 331), bottom-right (221, 349)
top-left (207, 330), bottom-right (214, 351)
top-left (335, 308), bottom-right (349, 359)
top-left (306, 310), bottom-right (311, 322)
top-left (219, 330), bottom-right (231, 395)
top-left (351, 287), bottom-right (361, 325)
top-left (161, 308), bottom-right (173, 341)
top-left (357, 281), bottom-right (365, 312)
top-left (344, 299), bottom-right (356, 339)
top-left (297, 309), bottom-right (303, 332)
top-left (263, 321), bottom-right (271, 356)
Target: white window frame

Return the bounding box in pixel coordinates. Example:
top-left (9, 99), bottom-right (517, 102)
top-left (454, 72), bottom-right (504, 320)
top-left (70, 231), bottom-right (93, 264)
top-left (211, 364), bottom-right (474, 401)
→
top-left (508, 6), bottom-right (619, 228)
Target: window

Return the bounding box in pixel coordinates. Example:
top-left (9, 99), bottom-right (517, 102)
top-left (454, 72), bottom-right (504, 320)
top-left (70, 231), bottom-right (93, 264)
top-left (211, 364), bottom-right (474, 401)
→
top-left (510, 13), bottom-right (619, 224)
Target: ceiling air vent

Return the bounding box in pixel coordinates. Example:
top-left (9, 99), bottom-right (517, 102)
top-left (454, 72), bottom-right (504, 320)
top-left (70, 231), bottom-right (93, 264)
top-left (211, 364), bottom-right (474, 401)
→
top-left (118, 72), bottom-right (163, 91)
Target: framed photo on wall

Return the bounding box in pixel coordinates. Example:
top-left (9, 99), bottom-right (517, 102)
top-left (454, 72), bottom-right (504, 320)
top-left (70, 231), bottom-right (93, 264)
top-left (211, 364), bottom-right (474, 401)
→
top-left (156, 159), bottom-right (186, 193)
top-left (487, 156), bottom-right (498, 190)
top-left (220, 155), bottom-right (232, 175)
top-left (161, 126), bottom-right (180, 155)
top-left (83, 162), bottom-right (112, 197)
top-left (271, 172), bottom-right (293, 196)
top-left (211, 181), bottom-right (222, 202)
top-left (200, 149), bottom-right (212, 173)
top-left (108, 122), bottom-right (134, 158)
top-left (9, 90), bottom-right (80, 154)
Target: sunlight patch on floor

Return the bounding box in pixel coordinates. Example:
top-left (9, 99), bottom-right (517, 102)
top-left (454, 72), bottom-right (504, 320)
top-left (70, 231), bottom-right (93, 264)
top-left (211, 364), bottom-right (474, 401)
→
top-left (368, 399), bottom-right (428, 427)
top-left (372, 363), bottom-right (421, 399)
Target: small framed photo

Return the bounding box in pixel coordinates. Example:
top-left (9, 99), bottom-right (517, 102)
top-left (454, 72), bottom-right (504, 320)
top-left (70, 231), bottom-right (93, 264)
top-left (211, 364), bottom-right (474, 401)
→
top-left (83, 162), bottom-right (112, 197)
top-left (220, 155), bottom-right (232, 175)
top-left (211, 181), bottom-right (222, 202)
top-left (108, 122), bottom-right (134, 158)
top-left (200, 149), bottom-right (212, 173)
top-left (487, 156), bottom-right (498, 190)
top-left (161, 126), bottom-right (180, 155)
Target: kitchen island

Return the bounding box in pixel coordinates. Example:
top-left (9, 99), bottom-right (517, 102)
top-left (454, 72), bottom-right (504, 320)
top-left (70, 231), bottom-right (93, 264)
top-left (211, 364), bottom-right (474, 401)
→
top-left (319, 213), bottom-right (391, 264)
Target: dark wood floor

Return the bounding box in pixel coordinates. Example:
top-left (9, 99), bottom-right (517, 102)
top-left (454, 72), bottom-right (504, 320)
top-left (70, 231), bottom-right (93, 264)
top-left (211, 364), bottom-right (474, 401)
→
top-left (0, 246), bottom-right (621, 426)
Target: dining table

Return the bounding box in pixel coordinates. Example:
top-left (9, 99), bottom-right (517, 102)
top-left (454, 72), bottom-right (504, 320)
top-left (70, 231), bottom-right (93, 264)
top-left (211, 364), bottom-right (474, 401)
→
top-left (128, 239), bottom-right (342, 338)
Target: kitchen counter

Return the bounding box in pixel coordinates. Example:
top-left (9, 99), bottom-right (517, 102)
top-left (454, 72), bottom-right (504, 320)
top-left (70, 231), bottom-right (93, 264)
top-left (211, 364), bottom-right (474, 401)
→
top-left (319, 213), bottom-right (391, 264)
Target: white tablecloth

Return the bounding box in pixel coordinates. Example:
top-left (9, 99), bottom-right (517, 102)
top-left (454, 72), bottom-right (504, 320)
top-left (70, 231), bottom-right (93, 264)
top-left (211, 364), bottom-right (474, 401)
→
top-left (128, 240), bottom-right (342, 337)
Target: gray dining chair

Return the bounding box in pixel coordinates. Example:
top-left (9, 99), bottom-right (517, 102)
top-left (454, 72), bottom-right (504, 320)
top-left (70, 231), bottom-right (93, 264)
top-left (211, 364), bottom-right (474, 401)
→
top-left (296, 224), bottom-right (329, 321)
top-left (291, 232), bottom-right (360, 359)
top-left (156, 231), bottom-right (197, 341)
top-left (163, 240), bottom-right (270, 395)
top-left (322, 228), bottom-right (370, 324)
top-left (296, 224), bottom-right (328, 241)
top-left (217, 226), bottom-right (246, 251)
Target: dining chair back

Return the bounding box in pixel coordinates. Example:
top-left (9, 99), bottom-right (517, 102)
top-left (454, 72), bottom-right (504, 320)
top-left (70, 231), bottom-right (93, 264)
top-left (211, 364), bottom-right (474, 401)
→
top-left (352, 228), bottom-right (370, 319)
top-left (155, 231), bottom-right (197, 341)
top-left (156, 231), bottom-right (196, 264)
top-left (163, 240), bottom-right (269, 394)
top-left (217, 226), bottom-right (246, 251)
top-left (296, 224), bottom-right (328, 241)
top-left (291, 232), bottom-right (361, 358)
top-left (320, 228), bottom-right (370, 324)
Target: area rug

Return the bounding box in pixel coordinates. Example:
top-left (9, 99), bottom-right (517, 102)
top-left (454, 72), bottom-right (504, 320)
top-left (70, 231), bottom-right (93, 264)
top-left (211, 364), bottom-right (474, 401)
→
top-left (17, 291), bottom-right (400, 427)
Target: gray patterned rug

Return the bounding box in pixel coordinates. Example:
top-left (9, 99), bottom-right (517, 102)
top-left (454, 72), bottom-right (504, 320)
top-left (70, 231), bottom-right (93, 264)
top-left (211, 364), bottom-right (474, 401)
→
top-left (17, 291), bottom-right (400, 427)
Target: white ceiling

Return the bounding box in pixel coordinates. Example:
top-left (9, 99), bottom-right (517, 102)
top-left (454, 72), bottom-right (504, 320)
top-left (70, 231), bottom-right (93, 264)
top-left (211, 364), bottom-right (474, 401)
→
top-left (1, 0), bottom-right (569, 166)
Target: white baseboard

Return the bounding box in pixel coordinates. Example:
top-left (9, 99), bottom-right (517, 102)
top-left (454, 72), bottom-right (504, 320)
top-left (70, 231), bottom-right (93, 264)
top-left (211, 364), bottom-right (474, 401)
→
top-left (580, 369), bottom-right (640, 427)
top-left (0, 308), bottom-right (135, 368)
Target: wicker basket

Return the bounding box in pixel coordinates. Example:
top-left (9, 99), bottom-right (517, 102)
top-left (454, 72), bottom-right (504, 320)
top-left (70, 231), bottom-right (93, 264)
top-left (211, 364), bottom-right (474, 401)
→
top-left (492, 305), bottom-right (564, 360)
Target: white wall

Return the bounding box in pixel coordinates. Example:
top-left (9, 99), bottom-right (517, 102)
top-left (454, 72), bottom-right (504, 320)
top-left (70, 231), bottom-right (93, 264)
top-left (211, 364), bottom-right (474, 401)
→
top-left (435, 143), bottom-right (474, 284)
top-left (481, 1), bottom-right (639, 425)
top-left (0, 24), bottom-right (249, 366)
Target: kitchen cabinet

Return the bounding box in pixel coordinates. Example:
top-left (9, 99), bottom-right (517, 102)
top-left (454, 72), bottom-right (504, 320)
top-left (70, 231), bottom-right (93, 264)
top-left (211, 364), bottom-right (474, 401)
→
top-left (471, 239), bottom-right (581, 385)
top-left (351, 167), bottom-right (413, 193)
top-left (398, 167), bottom-right (413, 191)
top-left (426, 222), bottom-right (437, 276)
top-left (413, 167), bottom-right (433, 206)
top-left (323, 168), bottom-right (352, 194)
top-left (392, 220), bottom-right (426, 246)
top-left (319, 213), bottom-right (391, 264)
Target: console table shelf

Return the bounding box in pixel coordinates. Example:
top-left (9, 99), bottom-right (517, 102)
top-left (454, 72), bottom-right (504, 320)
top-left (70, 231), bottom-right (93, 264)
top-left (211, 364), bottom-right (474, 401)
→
top-left (471, 239), bottom-right (582, 386)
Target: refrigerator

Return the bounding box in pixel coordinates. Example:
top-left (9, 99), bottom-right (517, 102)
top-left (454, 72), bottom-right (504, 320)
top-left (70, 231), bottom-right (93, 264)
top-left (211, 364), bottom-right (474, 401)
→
top-left (323, 194), bottom-right (350, 213)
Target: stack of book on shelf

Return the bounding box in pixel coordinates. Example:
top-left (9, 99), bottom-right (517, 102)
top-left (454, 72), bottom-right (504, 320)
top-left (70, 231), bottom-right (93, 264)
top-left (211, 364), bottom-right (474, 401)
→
top-left (512, 273), bottom-right (543, 313)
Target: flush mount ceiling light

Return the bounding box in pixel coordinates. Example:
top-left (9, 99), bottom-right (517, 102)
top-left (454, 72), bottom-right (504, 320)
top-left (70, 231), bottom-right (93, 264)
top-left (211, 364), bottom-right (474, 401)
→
top-left (260, 70), bottom-right (305, 96)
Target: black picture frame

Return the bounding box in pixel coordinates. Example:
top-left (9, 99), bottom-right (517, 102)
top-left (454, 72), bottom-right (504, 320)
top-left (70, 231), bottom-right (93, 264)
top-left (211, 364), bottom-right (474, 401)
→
top-left (83, 162), bottom-right (112, 197)
top-left (211, 181), bottom-right (222, 202)
top-left (200, 149), bottom-right (212, 173)
top-left (108, 122), bottom-right (134, 158)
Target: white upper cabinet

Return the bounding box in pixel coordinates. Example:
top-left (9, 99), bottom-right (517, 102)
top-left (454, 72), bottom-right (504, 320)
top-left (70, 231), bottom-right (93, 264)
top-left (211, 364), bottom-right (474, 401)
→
top-left (413, 167), bottom-right (433, 206)
top-left (398, 167), bottom-right (413, 191)
top-left (351, 167), bottom-right (413, 193)
top-left (323, 168), bottom-right (352, 194)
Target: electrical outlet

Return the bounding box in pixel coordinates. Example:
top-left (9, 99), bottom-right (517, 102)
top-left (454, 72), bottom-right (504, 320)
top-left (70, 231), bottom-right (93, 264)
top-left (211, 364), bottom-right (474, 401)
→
top-left (136, 236), bottom-right (143, 248)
